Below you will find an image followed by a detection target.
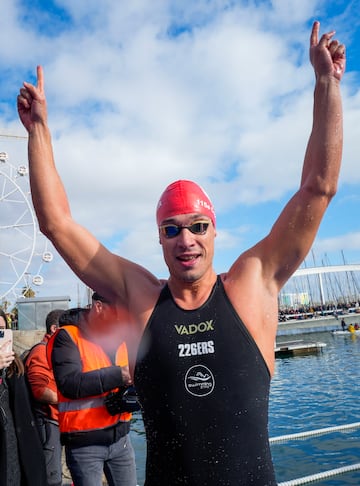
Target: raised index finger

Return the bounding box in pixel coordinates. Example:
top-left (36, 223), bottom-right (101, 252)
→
top-left (310, 21), bottom-right (320, 47)
top-left (37, 65), bottom-right (44, 92)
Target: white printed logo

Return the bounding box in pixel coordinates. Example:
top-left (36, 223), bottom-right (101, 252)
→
top-left (184, 364), bottom-right (215, 397)
top-left (178, 340), bottom-right (214, 357)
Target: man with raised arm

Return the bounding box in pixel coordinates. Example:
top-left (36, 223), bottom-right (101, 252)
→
top-left (17, 22), bottom-right (345, 486)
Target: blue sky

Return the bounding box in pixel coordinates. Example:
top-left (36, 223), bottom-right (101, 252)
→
top-left (1, 0), bottom-right (360, 306)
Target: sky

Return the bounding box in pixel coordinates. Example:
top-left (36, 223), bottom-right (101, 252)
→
top-left (1, 0), bottom-right (360, 308)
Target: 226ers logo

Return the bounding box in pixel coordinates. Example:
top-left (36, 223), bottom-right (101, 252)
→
top-left (185, 364), bottom-right (215, 397)
top-left (178, 340), bottom-right (214, 357)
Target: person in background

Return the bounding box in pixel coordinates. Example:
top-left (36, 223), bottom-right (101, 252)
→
top-left (0, 309), bottom-right (47, 485)
top-left (49, 293), bottom-right (137, 486)
top-left (17, 22), bottom-right (345, 485)
top-left (347, 323), bottom-right (355, 333)
top-left (58, 307), bottom-right (86, 327)
top-left (25, 309), bottom-right (65, 486)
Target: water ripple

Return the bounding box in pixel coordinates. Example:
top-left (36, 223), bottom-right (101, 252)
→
top-left (270, 332), bottom-right (360, 484)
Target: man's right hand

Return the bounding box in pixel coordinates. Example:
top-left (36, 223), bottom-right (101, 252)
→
top-left (17, 65), bottom-right (47, 132)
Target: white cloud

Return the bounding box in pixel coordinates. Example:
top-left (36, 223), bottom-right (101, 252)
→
top-left (1, 0), bottom-right (360, 302)
top-left (314, 232), bottom-right (360, 255)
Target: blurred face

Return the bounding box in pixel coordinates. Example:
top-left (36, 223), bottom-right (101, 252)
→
top-left (0, 316), bottom-right (6, 329)
top-left (89, 300), bottom-right (118, 330)
top-left (159, 213), bottom-right (216, 283)
top-left (87, 300), bottom-right (126, 349)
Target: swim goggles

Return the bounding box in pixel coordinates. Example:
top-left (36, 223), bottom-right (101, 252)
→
top-left (159, 221), bottom-right (210, 239)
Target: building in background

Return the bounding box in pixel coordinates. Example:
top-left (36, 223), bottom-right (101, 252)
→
top-left (16, 296), bottom-right (70, 330)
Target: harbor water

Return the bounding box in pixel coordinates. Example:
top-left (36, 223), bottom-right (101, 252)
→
top-left (130, 330), bottom-right (360, 485)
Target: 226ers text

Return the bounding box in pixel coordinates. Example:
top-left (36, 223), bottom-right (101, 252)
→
top-left (178, 340), bottom-right (214, 357)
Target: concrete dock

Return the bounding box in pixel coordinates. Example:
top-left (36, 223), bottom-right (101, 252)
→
top-left (277, 312), bottom-right (359, 336)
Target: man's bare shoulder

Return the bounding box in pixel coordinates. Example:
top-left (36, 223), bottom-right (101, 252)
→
top-left (116, 267), bottom-right (168, 328)
top-left (221, 253), bottom-right (279, 374)
top-left (222, 246), bottom-right (264, 283)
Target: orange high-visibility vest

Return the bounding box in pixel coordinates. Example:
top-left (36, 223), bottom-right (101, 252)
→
top-left (51, 324), bottom-right (131, 433)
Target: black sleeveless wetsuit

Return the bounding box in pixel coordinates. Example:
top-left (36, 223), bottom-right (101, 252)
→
top-left (134, 276), bottom-right (277, 485)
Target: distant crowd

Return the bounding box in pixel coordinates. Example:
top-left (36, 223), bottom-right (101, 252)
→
top-left (278, 301), bottom-right (360, 322)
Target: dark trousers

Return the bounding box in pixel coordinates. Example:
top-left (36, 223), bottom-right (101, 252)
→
top-left (36, 417), bottom-right (62, 486)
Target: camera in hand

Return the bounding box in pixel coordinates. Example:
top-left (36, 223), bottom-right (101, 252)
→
top-left (105, 385), bottom-right (141, 415)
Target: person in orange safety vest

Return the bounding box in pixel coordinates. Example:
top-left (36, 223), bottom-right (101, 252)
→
top-left (49, 293), bottom-right (139, 486)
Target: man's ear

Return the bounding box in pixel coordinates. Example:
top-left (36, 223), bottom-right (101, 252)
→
top-left (95, 300), bottom-right (103, 313)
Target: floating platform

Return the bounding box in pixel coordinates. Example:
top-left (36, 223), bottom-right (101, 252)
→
top-left (275, 340), bottom-right (326, 358)
top-left (277, 312), bottom-right (360, 336)
top-left (331, 329), bottom-right (360, 336)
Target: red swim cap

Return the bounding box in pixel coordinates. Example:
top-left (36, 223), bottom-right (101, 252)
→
top-left (156, 180), bottom-right (216, 227)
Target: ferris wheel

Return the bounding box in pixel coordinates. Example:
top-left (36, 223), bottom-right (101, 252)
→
top-left (0, 147), bottom-right (53, 302)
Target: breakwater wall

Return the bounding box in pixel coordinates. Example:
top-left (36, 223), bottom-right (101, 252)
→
top-left (277, 313), bottom-right (359, 336)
